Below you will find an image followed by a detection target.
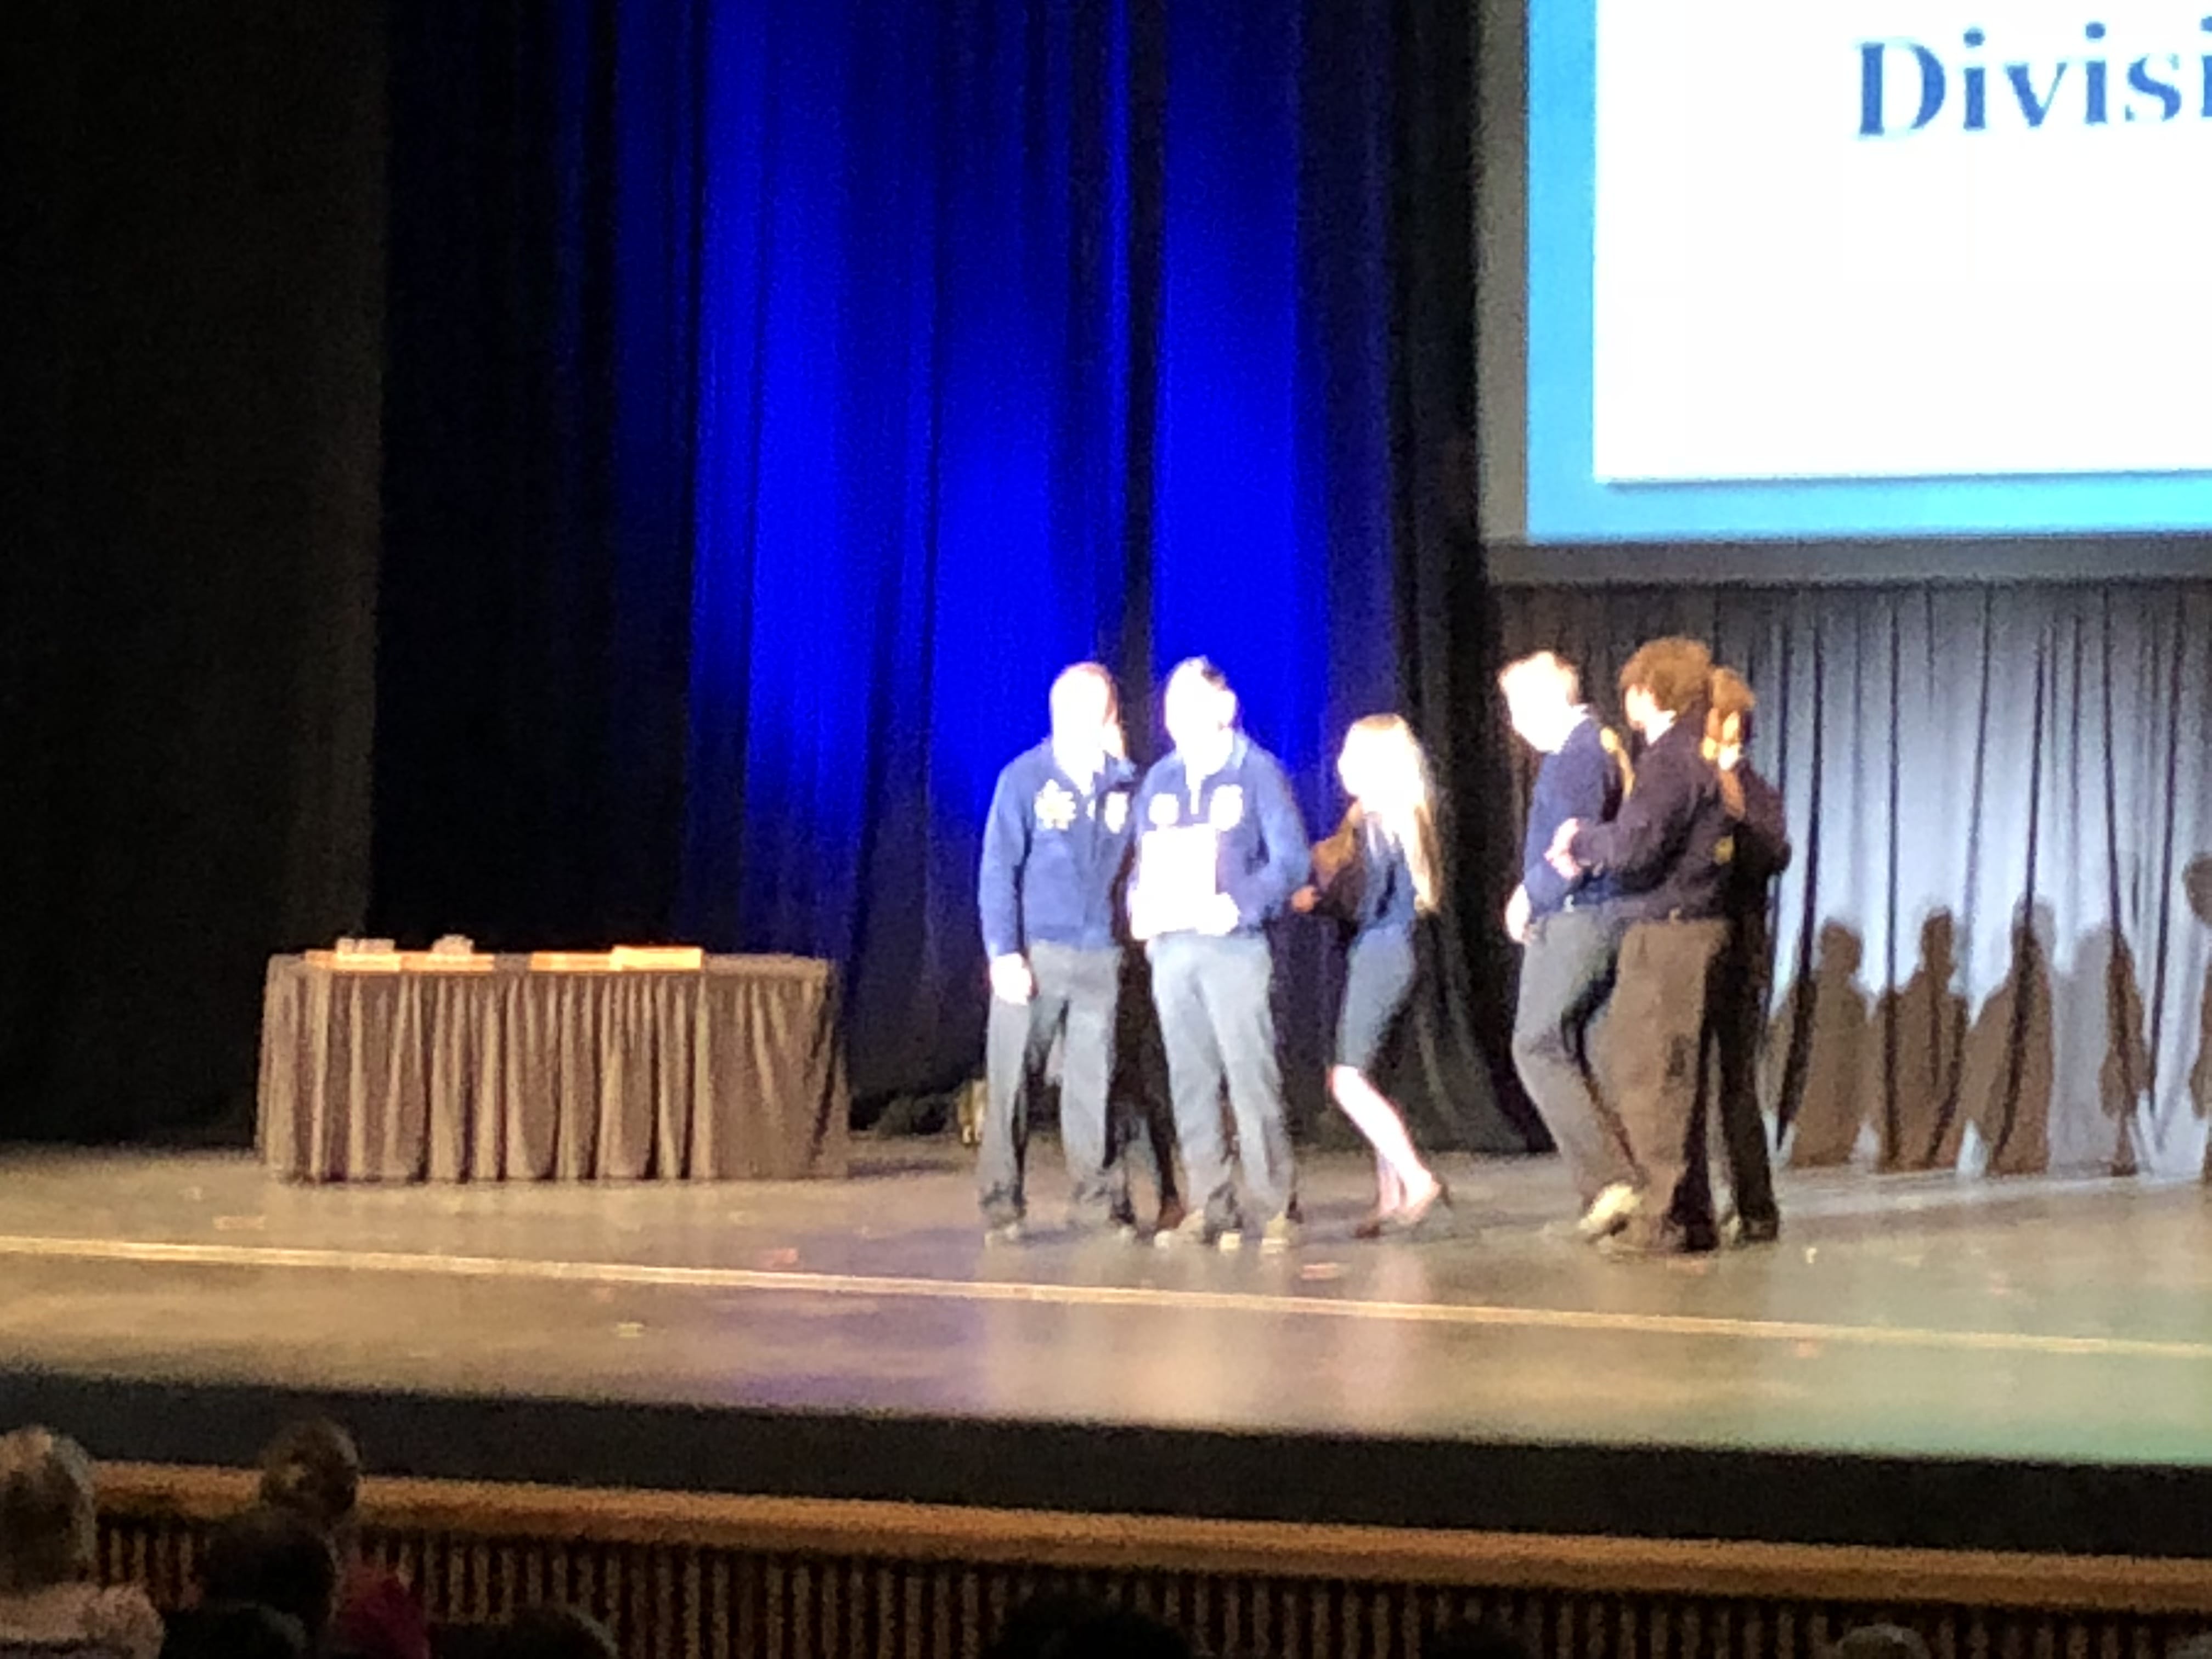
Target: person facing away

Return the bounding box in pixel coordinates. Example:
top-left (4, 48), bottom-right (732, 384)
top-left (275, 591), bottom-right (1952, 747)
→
top-left (0, 1426), bottom-right (164, 1659)
top-left (1550, 636), bottom-right (1735, 1255)
top-left (975, 662), bottom-right (1141, 1243)
top-left (1496, 650), bottom-right (1640, 1238)
top-left (1700, 667), bottom-right (1791, 1244)
top-left (256, 1419), bottom-right (430, 1659)
top-left (1130, 658), bottom-right (1311, 1251)
top-left (190, 1505), bottom-right (339, 1653)
top-left (1299, 715), bottom-right (1451, 1237)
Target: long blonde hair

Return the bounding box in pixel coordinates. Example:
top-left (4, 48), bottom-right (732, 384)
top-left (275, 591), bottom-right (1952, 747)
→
top-left (1341, 714), bottom-right (1442, 914)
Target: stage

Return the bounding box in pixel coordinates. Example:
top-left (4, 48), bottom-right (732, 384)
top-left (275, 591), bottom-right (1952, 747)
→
top-left (5, 1142), bottom-right (2212, 1560)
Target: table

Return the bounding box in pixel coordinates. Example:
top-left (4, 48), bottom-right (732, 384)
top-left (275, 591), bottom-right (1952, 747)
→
top-left (257, 955), bottom-right (849, 1181)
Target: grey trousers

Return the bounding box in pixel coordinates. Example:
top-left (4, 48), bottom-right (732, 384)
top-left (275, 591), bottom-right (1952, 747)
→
top-left (1146, 933), bottom-right (1295, 1228)
top-left (979, 941), bottom-right (1127, 1224)
top-left (1512, 906), bottom-right (1638, 1205)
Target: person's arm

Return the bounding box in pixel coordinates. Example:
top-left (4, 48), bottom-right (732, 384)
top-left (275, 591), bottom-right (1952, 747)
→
top-left (1733, 766), bottom-right (1792, 878)
top-left (977, 768), bottom-right (1029, 962)
top-left (1221, 754), bottom-right (1313, 926)
top-left (1567, 747), bottom-right (1700, 886)
top-left (1523, 740), bottom-right (1608, 906)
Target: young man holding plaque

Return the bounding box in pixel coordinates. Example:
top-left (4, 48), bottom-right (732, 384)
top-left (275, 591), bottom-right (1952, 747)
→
top-left (1130, 659), bottom-right (1312, 1251)
top-left (976, 663), bottom-right (1141, 1244)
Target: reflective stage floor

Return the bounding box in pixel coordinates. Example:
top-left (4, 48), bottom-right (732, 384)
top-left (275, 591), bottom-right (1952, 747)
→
top-left (4, 1142), bottom-right (2211, 1555)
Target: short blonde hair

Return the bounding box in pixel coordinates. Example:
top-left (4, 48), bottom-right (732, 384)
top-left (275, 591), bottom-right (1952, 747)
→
top-left (0, 1427), bottom-right (98, 1592)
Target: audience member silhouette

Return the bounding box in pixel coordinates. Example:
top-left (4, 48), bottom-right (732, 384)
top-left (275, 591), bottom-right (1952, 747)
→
top-left (983, 1593), bottom-right (1193, 1659)
top-left (193, 1506), bottom-right (338, 1655)
top-left (157, 1602), bottom-right (306, 1659)
top-left (257, 1418), bottom-right (429, 1659)
top-left (0, 1426), bottom-right (163, 1659)
top-left (489, 1605), bottom-right (619, 1659)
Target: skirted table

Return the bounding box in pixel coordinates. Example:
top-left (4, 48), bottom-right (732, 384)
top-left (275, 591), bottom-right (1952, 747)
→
top-left (257, 954), bottom-right (849, 1181)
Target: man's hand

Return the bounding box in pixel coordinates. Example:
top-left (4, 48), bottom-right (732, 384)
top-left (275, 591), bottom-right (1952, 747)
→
top-left (989, 953), bottom-right (1034, 1005)
top-left (1503, 883), bottom-right (1530, 945)
top-left (1290, 885), bottom-right (1319, 915)
top-left (1197, 893), bottom-right (1242, 936)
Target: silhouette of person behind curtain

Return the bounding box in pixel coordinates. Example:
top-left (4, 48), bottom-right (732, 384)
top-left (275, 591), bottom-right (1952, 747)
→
top-left (1875, 911), bottom-right (1967, 1171)
top-left (2186, 859), bottom-right (2212, 1175)
top-left (1945, 901), bottom-right (2055, 1176)
top-left (1773, 922), bottom-right (1874, 1167)
top-left (2091, 929), bottom-right (2151, 1175)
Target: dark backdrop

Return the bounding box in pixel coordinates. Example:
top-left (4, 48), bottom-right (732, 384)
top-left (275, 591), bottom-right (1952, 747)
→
top-left (370, 0), bottom-right (1521, 1145)
top-left (1, 1), bottom-right (386, 1140)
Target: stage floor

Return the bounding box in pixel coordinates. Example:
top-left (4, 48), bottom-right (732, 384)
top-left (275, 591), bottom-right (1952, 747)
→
top-left (5, 1142), bottom-right (2212, 1555)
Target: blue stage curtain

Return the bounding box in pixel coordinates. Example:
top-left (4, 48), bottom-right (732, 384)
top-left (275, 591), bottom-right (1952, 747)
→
top-left (377, 0), bottom-right (1519, 1139)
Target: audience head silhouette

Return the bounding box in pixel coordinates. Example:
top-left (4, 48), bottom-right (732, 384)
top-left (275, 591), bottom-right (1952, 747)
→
top-left (0, 1426), bottom-right (98, 1593)
top-left (195, 1505), bottom-right (338, 1649)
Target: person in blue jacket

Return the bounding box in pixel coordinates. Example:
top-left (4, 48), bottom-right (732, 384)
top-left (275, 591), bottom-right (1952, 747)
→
top-left (975, 663), bottom-right (1139, 1243)
top-left (1549, 636), bottom-right (1735, 1256)
top-left (1498, 651), bottom-right (1639, 1238)
top-left (1297, 715), bottom-right (1451, 1238)
top-left (1129, 659), bottom-right (1311, 1251)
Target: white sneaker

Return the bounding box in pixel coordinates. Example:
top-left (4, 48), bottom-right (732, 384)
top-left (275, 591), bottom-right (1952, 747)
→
top-left (1576, 1182), bottom-right (1640, 1242)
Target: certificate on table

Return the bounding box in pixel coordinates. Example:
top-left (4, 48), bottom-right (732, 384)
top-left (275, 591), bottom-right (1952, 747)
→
top-left (1137, 823), bottom-right (1220, 934)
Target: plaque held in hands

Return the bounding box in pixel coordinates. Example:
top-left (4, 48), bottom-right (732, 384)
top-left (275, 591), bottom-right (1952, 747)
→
top-left (1133, 823), bottom-right (1220, 938)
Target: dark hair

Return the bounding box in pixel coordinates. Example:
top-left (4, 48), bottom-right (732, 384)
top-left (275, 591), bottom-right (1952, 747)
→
top-left (196, 1505), bottom-right (339, 1643)
top-left (258, 1419), bottom-right (363, 1532)
top-left (1424, 1619), bottom-right (1539, 1659)
top-left (160, 1602), bottom-right (309, 1659)
top-left (1831, 1625), bottom-right (1932, 1659)
top-left (1618, 636), bottom-right (1714, 715)
top-left (491, 1605), bottom-right (619, 1659)
top-left (985, 1593), bottom-right (1192, 1659)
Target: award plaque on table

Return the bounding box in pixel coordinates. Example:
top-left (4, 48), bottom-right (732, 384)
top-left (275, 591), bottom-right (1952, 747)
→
top-left (1137, 823), bottom-right (1221, 934)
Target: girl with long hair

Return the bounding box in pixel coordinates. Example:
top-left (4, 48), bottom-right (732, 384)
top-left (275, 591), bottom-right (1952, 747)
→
top-left (1302, 715), bottom-right (1451, 1236)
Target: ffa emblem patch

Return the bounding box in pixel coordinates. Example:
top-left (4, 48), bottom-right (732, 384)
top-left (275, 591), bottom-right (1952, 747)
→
top-left (1714, 833), bottom-right (1735, 865)
top-left (1103, 791), bottom-right (1130, 833)
top-left (1148, 793), bottom-right (1181, 828)
top-left (1035, 780), bottom-right (1078, 832)
top-left (1209, 785), bottom-right (1245, 830)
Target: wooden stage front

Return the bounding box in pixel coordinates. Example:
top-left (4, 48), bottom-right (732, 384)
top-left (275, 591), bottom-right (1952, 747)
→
top-left (4, 1139), bottom-right (2212, 1567)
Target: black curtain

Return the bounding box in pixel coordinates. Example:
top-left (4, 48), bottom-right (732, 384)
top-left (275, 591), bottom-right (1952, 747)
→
top-left (0, 1), bottom-right (386, 1140)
